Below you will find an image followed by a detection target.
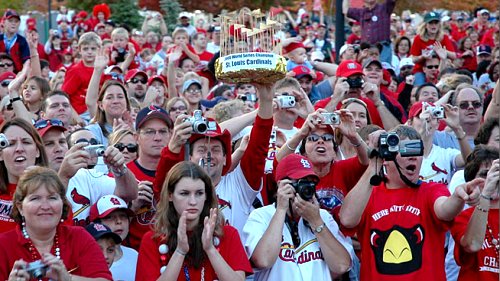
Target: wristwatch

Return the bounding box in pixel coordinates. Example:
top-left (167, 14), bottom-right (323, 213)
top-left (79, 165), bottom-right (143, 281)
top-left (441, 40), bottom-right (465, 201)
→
top-left (314, 223), bottom-right (326, 234)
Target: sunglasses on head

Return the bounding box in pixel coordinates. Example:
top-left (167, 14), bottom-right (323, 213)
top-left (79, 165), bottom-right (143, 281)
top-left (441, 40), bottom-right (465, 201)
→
top-left (114, 143), bottom-right (138, 153)
top-left (458, 101), bottom-right (482, 110)
top-left (130, 77), bottom-right (147, 84)
top-left (34, 119), bottom-right (65, 129)
top-left (75, 138), bottom-right (99, 145)
top-left (307, 133), bottom-right (334, 142)
top-left (425, 65), bottom-right (439, 69)
top-left (0, 62), bottom-right (13, 68)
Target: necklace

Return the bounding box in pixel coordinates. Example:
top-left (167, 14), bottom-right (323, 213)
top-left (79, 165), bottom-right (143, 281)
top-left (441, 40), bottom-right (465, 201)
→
top-left (22, 225), bottom-right (61, 261)
top-left (485, 223), bottom-right (499, 261)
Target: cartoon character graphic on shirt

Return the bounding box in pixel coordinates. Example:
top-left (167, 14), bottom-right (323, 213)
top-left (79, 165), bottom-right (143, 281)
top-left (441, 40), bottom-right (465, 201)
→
top-left (136, 198), bottom-right (157, 225)
top-left (316, 187), bottom-right (344, 214)
top-left (71, 188), bottom-right (90, 216)
top-left (370, 224), bottom-right (425, 275)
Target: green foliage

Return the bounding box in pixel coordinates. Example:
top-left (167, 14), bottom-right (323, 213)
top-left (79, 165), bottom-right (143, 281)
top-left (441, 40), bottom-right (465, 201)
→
top-left (160, 0), bottom-right (184, 32)
top-left (109, 0), bottom-right (143, 30)
top-left (0, 0), bottom-right (26, 13)
top-left (65, 0), bottom-right (101, 13)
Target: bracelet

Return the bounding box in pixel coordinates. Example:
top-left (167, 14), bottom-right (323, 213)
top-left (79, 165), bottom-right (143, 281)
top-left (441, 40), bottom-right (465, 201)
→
top-left (9, 97), bottom-right (22, 103)
top-left (480, 193), bottom-right (494, 201)
top-left (456, 131), bottom-right (466, 140)
top-left (476, 205), bottom-right (489, 213)
top-left (111, 165), bottom-right (128, 178)
top-left (175, 248), bottom-right (187, 256)
top-left (285, 142), bottom-right (297, 151)
top-left (349, 140), bottom-right (361, 147)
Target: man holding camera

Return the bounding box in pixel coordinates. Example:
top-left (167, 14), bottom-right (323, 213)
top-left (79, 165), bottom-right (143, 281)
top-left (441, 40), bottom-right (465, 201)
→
top-left (339, 125), bottom-right (480, 280)
top-left (243, 153), bottom-right (354, 281)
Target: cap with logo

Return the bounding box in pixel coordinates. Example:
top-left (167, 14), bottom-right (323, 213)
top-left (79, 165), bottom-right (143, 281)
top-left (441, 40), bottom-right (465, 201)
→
top-left (275, 154), bottom-right (319, 181)
top-left (477, 45), bottom-right (492, 56)
top-left (85, 223), bottom-right (122, 244)
top-left (135, 105), bottom-right (173, 131)
top-left (399, 57), bottom-right (415, 69)
top-left (35, 119), bottom-right (67, 137)
top-left (292, 66), bottom-right (314, 79)
top-left (336, 60), bottom-right (364, 78)
top-left (424, 12), bottom-right (440, 23)
top-left (89, 195), bottom-right (134, 222)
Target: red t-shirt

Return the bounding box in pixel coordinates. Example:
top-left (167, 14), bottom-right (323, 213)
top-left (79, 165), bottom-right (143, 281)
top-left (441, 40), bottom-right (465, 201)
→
top-left (451, 208), bottom-right (499, 281)
top-left (346, 181), bottom-right (451, 280)
top-left (125, 159), bottom-right (156, 251)
top-left (0, 224), bottom-right (113, 281)
top-left (136, 225), bottom-right (253, 281)
top-left (61, 61), bottom-right (95, 114)
top-left (458, 51), bottom-right (477, 72)
top-left (0, 184), bottom-right (17, 234)
top-left (410, 34), bottom-right (455, 73)
top-left (346, 33), bottom-right (361, 45)
top-left (196, 50), bottom-right (215, 88)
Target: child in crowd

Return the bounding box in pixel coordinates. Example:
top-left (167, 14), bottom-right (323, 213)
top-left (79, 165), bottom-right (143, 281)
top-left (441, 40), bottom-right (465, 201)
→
top-left (284, 41), bottom-right (314, 71)
top-left (110, 27), bottom-right (139, 70)
top-left (139, 48), bottom-right (155, 70)
top-left (85, 222), bottom-right (122, 268)
top-left (168, 28), bottom-right (200, 65)
top-left (90, 195), bottom-right (138, 281)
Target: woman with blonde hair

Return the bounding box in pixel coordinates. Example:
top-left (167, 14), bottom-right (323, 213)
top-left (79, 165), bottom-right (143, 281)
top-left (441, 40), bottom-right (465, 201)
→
top-left (410, 12), bottom-right (456, 86)
top-left (108, 129), bottom-right (138, 164)
top-left (136, 161), bottom-right (252, 281)
top-left (166, 97), bottom-right (188, 122)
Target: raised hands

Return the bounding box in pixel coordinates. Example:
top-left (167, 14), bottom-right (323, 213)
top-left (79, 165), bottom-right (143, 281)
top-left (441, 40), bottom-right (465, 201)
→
top-left (482, 159), bottom-right (500, 200)
top-left (176, 211), bottom-right (190, 255)
top-left (276, 179), bottom-right (296, 211)
top-left (201, 208), bottom-right (219, 251)
top-left (442, 104), bottom-right (460, 130)
top-left (130, 181), bottom-right (154, 212)
top-left (168, 113), bottom-right (193, 153)
top-left (94, 47), bottom-right (109, 70)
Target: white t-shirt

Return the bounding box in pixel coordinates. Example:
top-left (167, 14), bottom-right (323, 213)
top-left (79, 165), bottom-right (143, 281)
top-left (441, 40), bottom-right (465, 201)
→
top-left (420, 145), bottom-right (460, 185)
top-left (66, 169), bottom-right (116, 225)
top-left (243, 205), bottom-right (354, 281)
top-left (110, 245), bottom-right (138, 281)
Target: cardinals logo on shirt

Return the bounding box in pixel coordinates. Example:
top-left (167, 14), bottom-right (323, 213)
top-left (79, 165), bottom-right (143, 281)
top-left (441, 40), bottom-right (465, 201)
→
top-left (136, 198), bottom-right (156, 225)
top-left (218, 197), bottom-right (232, 211)
top-left (370, 224), bottom-right (425, 275)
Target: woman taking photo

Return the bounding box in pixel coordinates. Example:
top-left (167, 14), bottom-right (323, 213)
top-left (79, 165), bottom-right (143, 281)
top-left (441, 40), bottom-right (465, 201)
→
top-left (335, 98), bottom-right (372, 160)
top-left (108, 129), bottom-right (138, 164)
top-left (0, 118), bottom-right (48, 233)
top-left (0, 166), bottom-right (112, 281)
top-left (136, 161), bottom-right (252, 281)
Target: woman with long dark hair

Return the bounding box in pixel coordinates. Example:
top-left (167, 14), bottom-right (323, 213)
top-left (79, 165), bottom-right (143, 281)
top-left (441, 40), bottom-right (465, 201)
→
top-left (136, 161), bottom-right (251, 281)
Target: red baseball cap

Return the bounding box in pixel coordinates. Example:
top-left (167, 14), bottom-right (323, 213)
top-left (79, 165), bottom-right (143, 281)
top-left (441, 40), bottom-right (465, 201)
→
top-left (275, 154), bottom-right (319, 181)
top-left (336, 60), bottom-right (363, 78)
top-left (89, 195), bottom-right (134, 222)
top-left (408, 101), bottom-right (435, 119)
top-left (284, 42), bottom-right (306, 54)
top-left (292, 66), bottom-right (314, 79)
top-left (34, 119), bottom-right (67, 138)
top-left (124, 69), bottom-right (148, 83)
top-left (0, 71), bottom-right (15, 82)
top-left (147, 75), bottom-right (166, 86)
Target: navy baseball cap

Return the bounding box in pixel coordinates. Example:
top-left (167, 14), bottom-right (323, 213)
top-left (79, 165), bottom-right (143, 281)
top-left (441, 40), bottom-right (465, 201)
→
top-left (85, 223), bottom-right (122, 244)
top-left (135, 105), bottom-right (173, 130)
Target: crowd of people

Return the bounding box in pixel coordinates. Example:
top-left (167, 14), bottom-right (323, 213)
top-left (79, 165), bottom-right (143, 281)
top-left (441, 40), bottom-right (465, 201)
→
top-left (0, 1), bottom-right (498, 280)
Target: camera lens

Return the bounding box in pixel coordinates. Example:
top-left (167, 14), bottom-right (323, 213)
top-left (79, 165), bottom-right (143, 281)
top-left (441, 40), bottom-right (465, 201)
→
top-left (196, 123), bottom-right (207, 133)
top-left (386, 134), bottom-right (399, 146)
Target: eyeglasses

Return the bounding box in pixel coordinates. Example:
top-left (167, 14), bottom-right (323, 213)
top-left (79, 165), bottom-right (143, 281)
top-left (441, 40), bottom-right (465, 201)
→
top-left (169, 105), bottom-right (187, 112)
top-left (400, 66), bottom-right (413, 71)
top-left (114, 143), bottom-right (138, 153)
top-left (306, 133), bottom-right (334, 142)
top-left (186, 89), bottom-right (201, 94)
top-left (1, 80), bottom-right (12, 87)
top-left (458, 101), bottom-right (482, 110)
top-left (140, 128), bottom-right (170, 137)
top-left (129, 77), bottom-right (147, 84)
top-left (425, 65), bottom-right (439, 69)
top-left (0, 62), bottom-right (13, 68)
top-left (34, 119), bottom-right (65, 129)
top-left (75, 138), bottom-right (99, 145)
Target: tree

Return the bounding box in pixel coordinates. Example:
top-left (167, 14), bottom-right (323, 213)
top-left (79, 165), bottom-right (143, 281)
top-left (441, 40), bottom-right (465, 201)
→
top-left (109, 0), bottom-right (143, 30)
top-left (0, 0), bottom-right (26, 13)
top-left (159, 0), bottom-right (184, 32)
top-left (65, 0), bottom-right (101, 14)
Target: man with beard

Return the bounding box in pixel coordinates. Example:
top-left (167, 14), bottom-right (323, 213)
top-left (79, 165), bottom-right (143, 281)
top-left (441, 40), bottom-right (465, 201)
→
top-left (339, 125), bottom-right (480, 280)
top-left (124, 69), bottom-right (148, 102)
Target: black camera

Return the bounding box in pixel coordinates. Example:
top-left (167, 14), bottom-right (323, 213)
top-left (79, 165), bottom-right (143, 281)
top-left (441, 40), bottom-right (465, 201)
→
top-left (185, 110), bottom-right (217, 134)
top-left (378, 132), bottom-right (423, 160)
top-left (0, 133), bottom-right (9, 149)
top-left (25, 260), bottom-right (48, 279)
top-left (346, 77), bottom-right (364, 89)
top-left (291, 179), bottom-right (317, 201)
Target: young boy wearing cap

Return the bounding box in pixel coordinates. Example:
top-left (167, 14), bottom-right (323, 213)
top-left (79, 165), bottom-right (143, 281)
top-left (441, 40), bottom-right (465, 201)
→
top-left (0, 9), bottom-right (30, 73)
top-left (85, 223), bottom-right (122, 268)
top-left (284, 41), bottom-right (314, 72)
top-left (90, 195), bottom-right (138, 281)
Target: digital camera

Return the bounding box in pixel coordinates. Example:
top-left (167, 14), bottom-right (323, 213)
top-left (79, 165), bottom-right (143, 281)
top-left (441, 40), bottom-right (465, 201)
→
top-left (25, 260), bottom-right (48, 279)
top-left (291, 180), bottom-right (317, 201)
top-left (378, 132), bottom-right (424, 160)
top-left (321, 112), bottom-right (340, 125)
top-left (185, 110), bottom-right (217, 134)
top-left (277, 95), bottom-right (296, 108)
top-left (239, 93), bottom-right (257, 102)
top-left (346, 76), bottom-right (364, 89)
top-left (84, 144), bottom-right (106, 157)
top-left (0, 133), bottom-right (9, 149)
top-left (427, 105), bottom-right (445, 119)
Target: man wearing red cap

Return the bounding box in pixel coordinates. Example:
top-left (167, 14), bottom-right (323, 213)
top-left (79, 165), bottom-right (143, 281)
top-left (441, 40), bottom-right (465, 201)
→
top-left (153, 83), bottom-right (275, 237)
top-left (0, 9), bottom-right (30, 73)
top-left (0, 71), bottom-right (15, 99)
top-left (243, 154), bottom-right (353, 281)
top-left (124, 69), bottom-right (149, 102)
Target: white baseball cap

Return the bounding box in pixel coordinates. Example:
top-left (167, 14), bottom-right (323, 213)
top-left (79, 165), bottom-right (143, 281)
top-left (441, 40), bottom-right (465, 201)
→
top-left (310, 50), bottom-right (325, 62)
top-left (89, 195), bottom-right (134, 222)
top-left (399, 57), bottom-right (415, 69)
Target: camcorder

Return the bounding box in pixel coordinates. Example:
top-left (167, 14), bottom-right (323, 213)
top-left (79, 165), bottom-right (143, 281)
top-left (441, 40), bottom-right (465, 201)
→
top-left (0, 133), bottom-right (9, 149)
top-left (291, 179), bottom-right (317, 201)
top-left (84, 145), bottom-right (106, 157)
top-left (377, 132), bottom-right (423, 161)
top-left (277, 95), bottom-right (296, 108)
top-left (25, 260), bottom-right (48, 279)
top-left (346, 76), bottom-right (364, 89)
top-left (185, 110), bottom-right (217, 134)
top-left (321, 112), bottom-right (341, 125)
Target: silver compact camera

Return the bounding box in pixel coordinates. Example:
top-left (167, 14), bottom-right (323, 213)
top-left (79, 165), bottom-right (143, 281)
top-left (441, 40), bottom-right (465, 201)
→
top-left (428, 105), bottom-right (445, 119)
top-left (185, 110), bottom-right (216, 134)
top-left (25, 260), bottom-right (48, 279)
top-left (0, 133), bottom-right (8, 149)
top-left (277, 95), bottom-right (296, 108)
top-left (321, 112), bottom-right (340, 125)
top-left (84, 144), bottom-right (106, 157)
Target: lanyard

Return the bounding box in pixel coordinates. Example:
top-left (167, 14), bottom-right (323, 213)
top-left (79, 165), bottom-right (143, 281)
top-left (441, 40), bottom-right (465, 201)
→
top-left (3, 34), bottom-right (17, 54)
top-left (183, 265), bottom-right (205, 281)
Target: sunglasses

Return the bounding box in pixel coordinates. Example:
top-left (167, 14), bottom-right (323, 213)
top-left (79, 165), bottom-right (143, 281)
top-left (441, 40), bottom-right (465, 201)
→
top-left (34, 119), bottom-right (65, 129)
top-left (169, 105), bottom-right (187, 112)
top-left (307, 133), bottom-right (334, 142)
top-left (425, 65), bottom-right (439, 69)
top-left (75, 138), bottom-right (99, 145)
top-left (114, 143), bottom-right (138, 153)
top-left (129, 77), bottom-right (147, 84)
top-left (458, 101), bottom-right (482, 110)
top-left (0, 62), bottom-right (13, 68)
top-left (1, 80), bottom-right (11, 87)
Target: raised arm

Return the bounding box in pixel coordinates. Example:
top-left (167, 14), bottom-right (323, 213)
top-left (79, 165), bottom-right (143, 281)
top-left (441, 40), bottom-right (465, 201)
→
top-left (104, 146), bottom-right (138, 202)
top-left (434, 181), bottom-right (479, 222)
top-left (363, 82), bottom-right (401, 129)
top-left (7, 62), bottom-right (32, 124)
top-left (219, 109), bottom-right (257, 137)
top-left (442, 104), bottom-right (471, 167)
top-left (484, 78), bottom-right (499, 121)
top-left (342, 0), bottom-right (350, 15)
top-left (164, 50), bottom-right (182, 98)
top-left (119, 43), bottom-right (136, 73)
top-left (86, 49), bottom-right (108, 119)
top-left (26, 31), bottom-right (41, 77)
